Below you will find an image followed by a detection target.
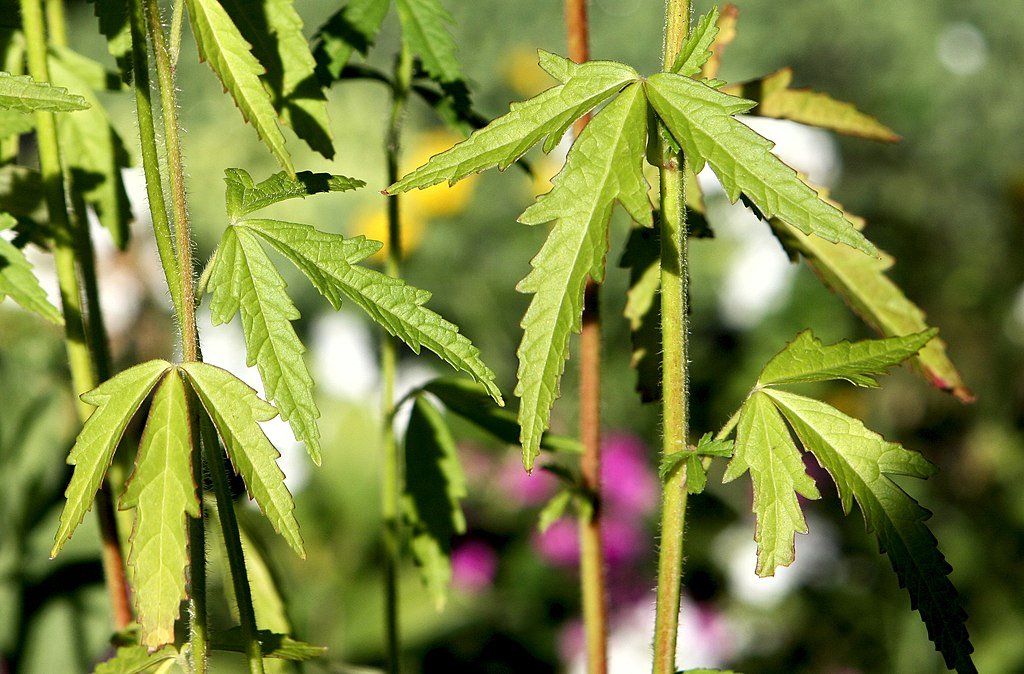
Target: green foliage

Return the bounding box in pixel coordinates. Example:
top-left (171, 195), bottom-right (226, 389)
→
top-left (119, 370), bottom-right (198, 648)
top-left (52, 359), bottom-right (171, 557)
top-left (395, 0), bottom-right (462, 85)
top-left (92, 644), bottom-right (178, 673)
top-left (224, 168), bottom-right (364, 219)
top-left (312, 0), bottom-right (390, 81)
top-left (212, 628), bottom-right (327, 660)
top-left (660, 432), bottom-right (733, 495)
top-left (0, 70), bottom-right (88, 112)
top-left (0, 214), bottom-right (62, 324)
top-left (671, 6), bottom-right (719, 76)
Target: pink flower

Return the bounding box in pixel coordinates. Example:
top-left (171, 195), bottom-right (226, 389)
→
top-left (534, 518), bottom-right (580, 566)
top-left (601, 433), bottom-right (658, 516)
top-left (451, 540), bottom-right (498, 593)
top-left (498, 456), bottom-right (559, 505)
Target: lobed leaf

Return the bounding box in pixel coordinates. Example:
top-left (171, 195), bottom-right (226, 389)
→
top-left (209, 225), bottom-right (322, 464)
top-left (241, 218), bottom-right (502, 404)
top-left (92, 645), bottom-right (178, 674)
top-left (0, 70), bottom-right (88, 112)
top-left (395, 0), bottom-right (461, 85)
top-left (52, 359), bottom-right (172, 557)
top-left (221, 0), bottom-right (334, 158)
top-left (0, 216), bottom-right (62, 324)
top-left (724, 68), bottom-right (900, 143)
top-left (403, 396), bottom-right (466, 608)
top-left (120, 370), bottom-right (199, 648)
top-left (224, 167), bottom-right (364, 219)
top-left (185, 0), bottom-right (293, 173)
top-left (723, 391), bottom-right (820, 575)
top-left (645, 72), bottom-right (875, 255)
top-left (671, 7), bottom-right (720, 76)
top-left (312, 0), bottom-right (390, 82)
top-left (515, 83), bottom-right (650, 468)
top-left (699, 4), bottom-right (739, 80)
top-left (766, 389), bottom-right (975, 673)
top-left (181, 361), bottom-right (304, 556)
top-left (386, 54), bottom-right (637, 193)
top-left (758, 329), bottom-right (937, 388)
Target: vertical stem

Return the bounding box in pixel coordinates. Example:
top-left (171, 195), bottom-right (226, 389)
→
top-left (652, 2), bottom-right (691, 673)
top-left (21, 0), bottom-right (133, 631)
top-left (566, 2), bottom-right (608, 673)
top-left (381, 45), bottom-right (412, 674)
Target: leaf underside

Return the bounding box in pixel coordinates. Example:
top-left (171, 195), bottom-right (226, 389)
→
top-left (312, 0), bottom-right (390, 82)
top-left (0, 70), bottom-right (88, 112)
top-left (224, 168), bottom-right (364, 219)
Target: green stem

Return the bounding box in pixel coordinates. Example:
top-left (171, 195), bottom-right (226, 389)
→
top-left (380, 44), bottom-right (412, 674)
top-left (21, 0), bottom-right (133, 631)
top-left (652, 2), bottom-right (691, 673)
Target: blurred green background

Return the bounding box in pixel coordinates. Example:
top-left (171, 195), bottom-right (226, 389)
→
top-left (2, 0), bottom-right (1023, 672)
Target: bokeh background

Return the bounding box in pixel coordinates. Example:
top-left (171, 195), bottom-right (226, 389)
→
top-left (2, 0), bottom-right (1023, 672)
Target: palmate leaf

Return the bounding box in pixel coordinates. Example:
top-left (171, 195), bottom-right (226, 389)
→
top-left (766, 389), bottom-right (975, 673)
top-left (209, 225), bottom-right (322, 464)
top-left (221, 0), bottom-right (334, 158)
top-left (515, 82), bottom-right (651, 468)
top-left (120, 370), bottom-right (199, 648)
top-left (644, 72), bottom-right (875, 255)
top-left (758, 328), bottom-right (937, 388)
top-left (386, 54), bottom-right (637, 193)
top-left (239, 217), bottom-right (502, 404)
top-left (395, 0), bottom-right (461, 85)
top-left (224, 168), bottom-right (364, 219)
top-left (723, 391), bottom-right (820, 574)
top-left (52, 359), bottom-right (172, 557)
top-left (312, 0), bottom-right (390, 82)
top-left (403, 396), bottom-right (466, 608)
top-left (0, 215), bottom-right (62, 324)
top-left (181, 361), bottom-right (304, 556)
top-left (0, 70), bottom-right (88, 112)
top-left (185, 0), bottom-right (293, 173)
top-left (724, 68), bottom-right (900, 143)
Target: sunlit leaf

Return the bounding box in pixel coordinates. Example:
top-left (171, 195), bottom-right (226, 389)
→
top-left (699, 3), bottom-right (739, 80)
top-left (671, 7), bottom-right (719, 76)
top-left (224, 168), bottom-right (364, 219)
top-left (312, 0), bottom-right (390, 82)
top-left (395, 0), bottom-right (461, 85)
top-left (0, 214), bottom-right (62, 324)
top-left (0, 70), bottom-right (88, 112)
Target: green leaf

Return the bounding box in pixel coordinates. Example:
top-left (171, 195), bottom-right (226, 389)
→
top-left (765, 389), bottom-right (975, 674)
top-left (403, 396), bottom-right (466, 609)
top-left (312, 0), bottom-right (390, 82)
top-left (87, 0), bottom-right (132, 81)
top-left (387, 54), bottom-right (637, 193)
top-left (224, 168), bottom-right (364, 219)
top-left (537, 489), bottom-right (572, 532)
top-left (723, 391), bottom-right (820, 575)
top-left (220, 0), bottom-right (334, 158)
top-left (395, 0), bottom-right (461, 85)
top-left (515, 82), bottom-right (650, 469)
top-left (0, 218), bottom-right (62, 324)
top-left (758, 329), bottom-right (937, 388)
top-left (724, 68), bottom-right (900, 143)
top-left (120, 370), bottom-right (199, 648)
top-left (48, 48), bottom-right (133, 249)
top-left (93, 645), bottom-right (178, 674)
top-left (699, 4), bottom-right (739, 80)
top-left (213, 628), bottom-right (327, 661)
top-left (768, 206), bottom-right (973, 401)
top-left (185, 0), bottom-right (293, 173)
top-left (209, 225), bottom-right (322, 464)
top-left (0, 70), bottom-right (88, 112)
top-left (0, 108), bottom-right (34, 138)
top-left (240, 218), bottom-right (503, 404)
top-left (52, 359), bottom-right (171, 557)
top-left (421, 378), bottom-right (581, 454)
top-left (661, 433), bottom-right (734, 493)
top-left (644, 72), bottom-right (875, 255)
top-left (181, 361), bottom-right (304, 557)
top-left (671, 7), bottom-right (720, 76)
top-left (620, 225), bottom-right (661, 403)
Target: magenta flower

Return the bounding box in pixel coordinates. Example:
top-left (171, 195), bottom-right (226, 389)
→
top-left (601, 433), bottom-right (658, 517)
top-left (451, 540), bottom-right (498, 593)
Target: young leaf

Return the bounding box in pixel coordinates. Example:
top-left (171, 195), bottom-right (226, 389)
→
top-left (212, 628), bottom-right (327, 661)
top-left (671, 7), bottom-right (719, 76)
top-left (403, 396), bottom-right (466, 609)
top-left (312, 0), bottom-right (390, 82)
top-left (644, 72), bottom-right (875, 255)
top-left (181, 361), bottom-right (304, 557)
top-left (723, 391), bottom-right (820, 575)
top-left (515, 82), bottom-right (650, 468)
top-left (52, 359), bottom-right (172, 557)
top-left (758, 329), bottom-right (937, 388)
top-left (386, 54), bottom-right (637, 193)
top-left (92, 645), bottom-right (178, 674)
top-left (699, 4), bottom-right (739, 80)
top-left (224, 168), bottom-right (364, 219)
top-left (185, 0), bottom-right (293, 173)
top-left (0, 71), bottom-right (88, 112)
top-left (48, 48), bottom-right (133, 249)
top-left (421, 378), bottom-right (582, 454)
top-left (769, 211), bottom-right (973, 401)
top-left (0, 220), bottom-right (62, 324)
top-left (724, 68), bottom-right (900, 143)
top-left (120, 370), bottom-right (199, 648)
top-left (220, 0), bottom-right (334, 158)
top-left (208, 225), bottom-right (322, 465)
top-left (765, 389), bottom-right (975, 673)
top-left (395, 0), bottom-right (461, 85)
top-left (240, 218), bottom-right (502, 404)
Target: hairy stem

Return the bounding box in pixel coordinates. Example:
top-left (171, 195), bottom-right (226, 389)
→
top-left (652, 1), bottom-right (691, 672)
top-left (566, 1), bottom-right (608, 672)
top-left (21, 0), bottom-right (133, 631)
top-left (380, 45), bottom-right (413, 674)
